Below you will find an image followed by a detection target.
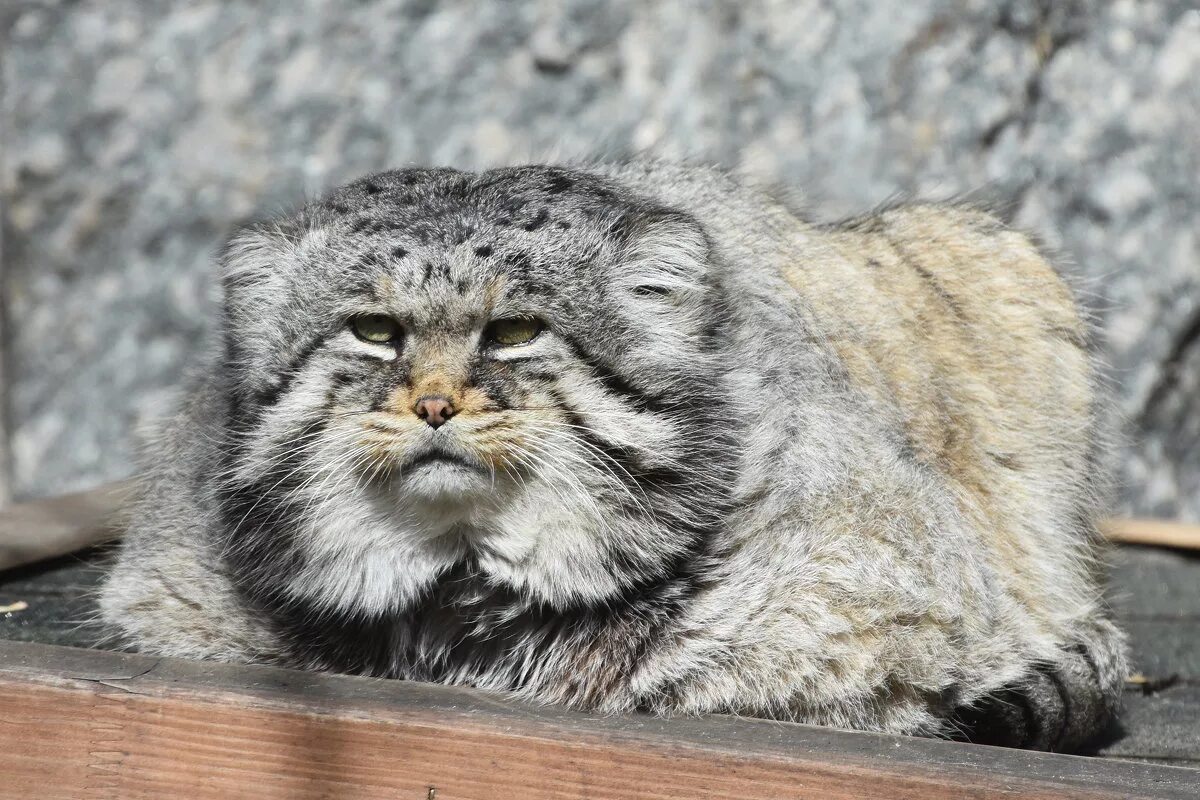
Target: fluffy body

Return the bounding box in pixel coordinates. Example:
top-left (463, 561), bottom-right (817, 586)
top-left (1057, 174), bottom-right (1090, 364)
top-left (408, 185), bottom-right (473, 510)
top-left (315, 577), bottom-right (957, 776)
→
top-left (100, 160), bottom-right (1126, 750)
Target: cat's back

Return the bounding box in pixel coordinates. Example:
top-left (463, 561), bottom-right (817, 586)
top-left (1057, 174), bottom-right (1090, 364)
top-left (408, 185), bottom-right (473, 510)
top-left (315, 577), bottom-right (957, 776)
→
top-left (604, 158), bottom-right (1107, 643)
top-left (603, 161), bottom-right (1094, 475)
top-left (607, 160), bottom-right (1097, 505)
top-left (597, 160), bottom-right (1122, 747)
top-left (805, 205), bottom-right (1103, 627)
top-left (809, 203), bottom-right (1095, 493)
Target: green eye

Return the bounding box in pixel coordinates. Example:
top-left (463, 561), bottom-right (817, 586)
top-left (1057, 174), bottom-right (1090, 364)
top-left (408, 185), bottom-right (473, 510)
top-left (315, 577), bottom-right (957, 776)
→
top-left (486, 317), bottom-right (544, 346)
top-left (351, 314), bottom-right (402, 344)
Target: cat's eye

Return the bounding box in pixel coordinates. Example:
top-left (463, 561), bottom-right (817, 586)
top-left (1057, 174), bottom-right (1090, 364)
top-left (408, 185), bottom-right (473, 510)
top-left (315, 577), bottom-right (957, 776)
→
top-left (351, 314), bottom-right (402, 344)
top-left (486, 316), bottom-right (544, 347)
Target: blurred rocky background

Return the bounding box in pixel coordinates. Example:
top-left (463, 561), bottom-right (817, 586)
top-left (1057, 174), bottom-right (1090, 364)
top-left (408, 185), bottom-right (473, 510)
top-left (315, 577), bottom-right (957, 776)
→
top-left (0, 0), bottom-right (1197, 519)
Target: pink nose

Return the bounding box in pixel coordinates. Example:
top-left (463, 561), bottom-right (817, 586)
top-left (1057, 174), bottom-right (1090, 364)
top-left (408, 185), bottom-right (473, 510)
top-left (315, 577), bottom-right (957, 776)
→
top-left (413, 395), bottom-right (455, 428)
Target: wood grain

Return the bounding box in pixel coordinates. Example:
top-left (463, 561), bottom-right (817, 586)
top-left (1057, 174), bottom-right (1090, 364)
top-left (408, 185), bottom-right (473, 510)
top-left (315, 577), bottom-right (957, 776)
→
top-left (0, 641), bottom-right (1197, 800)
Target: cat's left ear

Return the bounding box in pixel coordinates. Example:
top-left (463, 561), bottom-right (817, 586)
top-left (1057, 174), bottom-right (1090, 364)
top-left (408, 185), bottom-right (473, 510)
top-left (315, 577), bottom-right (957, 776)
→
top-left (610, 209), bottom-right (713, 337)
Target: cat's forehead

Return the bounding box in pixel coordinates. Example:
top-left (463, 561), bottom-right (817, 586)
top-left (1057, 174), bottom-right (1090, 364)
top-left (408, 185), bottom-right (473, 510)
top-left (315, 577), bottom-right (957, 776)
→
top-left (306, 166), bottom-right (629, 309)
top-left (319, 165), bottom-right (625, 240)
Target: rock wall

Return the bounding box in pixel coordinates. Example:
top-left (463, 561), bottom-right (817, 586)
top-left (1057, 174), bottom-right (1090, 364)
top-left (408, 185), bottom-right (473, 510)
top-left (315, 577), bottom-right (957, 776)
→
top-left (2, 0), bottom-right (1197, 518)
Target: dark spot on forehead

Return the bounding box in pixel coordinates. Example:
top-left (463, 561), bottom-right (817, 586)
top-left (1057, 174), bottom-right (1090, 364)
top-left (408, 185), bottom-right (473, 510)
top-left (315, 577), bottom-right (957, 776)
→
top-left (392, 246), bottom-right (408, 259)
top-left (546, 174), bottom-right (573, 194)
top-left (474, 245), bottom-right (493, 258)
top-left (494, 196), bottom-right (529, 225)
top-left (518, 276), bottom-right (555, 296)
top-left (364, 181), bottom-right (381, 195)
top-left (449, 223), bottom-right (475, 246)
top-left (350, 217), bottom-right (385, 234)
top-left (523, 208), bottom-right (550, 232)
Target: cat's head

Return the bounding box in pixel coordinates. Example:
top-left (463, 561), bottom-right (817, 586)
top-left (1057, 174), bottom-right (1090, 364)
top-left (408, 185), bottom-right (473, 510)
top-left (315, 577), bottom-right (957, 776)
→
top-left (217, 166), bottom-right (736, 613)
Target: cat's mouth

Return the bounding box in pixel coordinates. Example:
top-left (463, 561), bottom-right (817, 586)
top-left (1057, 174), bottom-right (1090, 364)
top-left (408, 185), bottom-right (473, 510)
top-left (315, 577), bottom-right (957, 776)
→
top-left (402, 442), bottom-right (484, 473)
top-left (406, 451), bottom-right (477, 470)
top-left (395, 440), bottom-right (493, 501)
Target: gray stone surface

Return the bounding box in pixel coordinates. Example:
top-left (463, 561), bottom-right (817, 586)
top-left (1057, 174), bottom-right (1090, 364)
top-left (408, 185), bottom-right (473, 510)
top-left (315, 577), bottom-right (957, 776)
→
top-left (0, 301), bottom-right (8, 508)
top-left (1109, 547), bottom-right (1200, 687)
top-left (0, 548), bottom-right (108, 648)
top-left (1, 0), bottom-right (1198, 516)
top-left (1109, 546), bottom-right (1200, 620)
top-left (1098, 685), bottom-right (1200, 764)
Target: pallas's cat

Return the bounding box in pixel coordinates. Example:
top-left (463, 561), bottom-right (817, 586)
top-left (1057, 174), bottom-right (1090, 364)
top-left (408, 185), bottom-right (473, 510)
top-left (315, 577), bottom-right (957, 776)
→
top-left (101, 161), bottom-right (1125, 751)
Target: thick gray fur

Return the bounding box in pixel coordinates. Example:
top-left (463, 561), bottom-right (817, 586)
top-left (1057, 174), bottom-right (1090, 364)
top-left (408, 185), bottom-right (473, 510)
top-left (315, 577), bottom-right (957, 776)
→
top-left (100, 160), bottom-right (1126, 751)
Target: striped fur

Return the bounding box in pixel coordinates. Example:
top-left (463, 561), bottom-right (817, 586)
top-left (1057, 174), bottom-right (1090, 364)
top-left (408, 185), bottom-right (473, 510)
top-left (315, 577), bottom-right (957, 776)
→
top-left (100, 161), bottom-right (1125, 751)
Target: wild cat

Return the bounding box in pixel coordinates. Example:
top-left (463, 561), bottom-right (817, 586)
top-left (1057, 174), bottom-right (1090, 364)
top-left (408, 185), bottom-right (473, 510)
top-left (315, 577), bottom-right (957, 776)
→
top-left (100, 160), bottom-right (1126, 751)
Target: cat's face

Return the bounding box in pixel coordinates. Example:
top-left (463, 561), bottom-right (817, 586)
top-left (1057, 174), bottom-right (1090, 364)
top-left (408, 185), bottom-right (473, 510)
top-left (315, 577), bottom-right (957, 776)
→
top-left (219, 167), bottom-right (735, 613)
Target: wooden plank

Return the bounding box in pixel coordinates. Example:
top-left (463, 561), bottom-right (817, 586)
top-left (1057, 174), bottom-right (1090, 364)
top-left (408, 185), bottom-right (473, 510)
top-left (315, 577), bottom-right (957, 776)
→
top-left (0, 642), bottom-right (1197, 800)
top-left (1103, 519), bottom-right (1200, 551)
top-left (0, 481), bottom-right (132, 571)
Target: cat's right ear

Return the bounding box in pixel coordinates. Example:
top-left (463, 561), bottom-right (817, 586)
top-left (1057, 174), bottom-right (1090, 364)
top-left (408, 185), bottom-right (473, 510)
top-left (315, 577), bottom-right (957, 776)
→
top-left (218, 221), bottom-right (300, 293)
top-left (216, 220), bottom-right (311, 391)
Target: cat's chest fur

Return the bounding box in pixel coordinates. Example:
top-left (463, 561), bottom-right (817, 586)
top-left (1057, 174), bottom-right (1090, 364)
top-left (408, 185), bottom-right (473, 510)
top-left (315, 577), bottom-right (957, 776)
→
top-left (269, 558), bottom-right (694, 709)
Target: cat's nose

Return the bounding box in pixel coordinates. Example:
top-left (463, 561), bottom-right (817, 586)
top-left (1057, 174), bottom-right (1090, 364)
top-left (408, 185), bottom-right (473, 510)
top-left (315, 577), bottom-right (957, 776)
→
top-left (413, 395), bottom-right (456, 429)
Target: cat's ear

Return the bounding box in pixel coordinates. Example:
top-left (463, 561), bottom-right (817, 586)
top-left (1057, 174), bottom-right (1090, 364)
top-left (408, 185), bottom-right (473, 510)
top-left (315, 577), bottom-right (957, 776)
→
top-left (600, 209), bottom-right (716, 376)
top-left (216, 220), bottom-right (313, 388)
top-left (612, 209), bottom-right (711, 302)
top-left (219, 220), bottom-right (302, 292)
top-left (609, 209), bottom-right (713, 345)
top-left (614, 209), bottom-right (705, 319)
top-left (217, 212), bottom-right (329, 318)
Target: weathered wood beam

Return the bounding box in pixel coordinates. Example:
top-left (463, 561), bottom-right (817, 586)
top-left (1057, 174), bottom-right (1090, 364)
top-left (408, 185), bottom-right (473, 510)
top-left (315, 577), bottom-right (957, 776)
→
top-left (0, 640), bottom-right (1196, 800)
